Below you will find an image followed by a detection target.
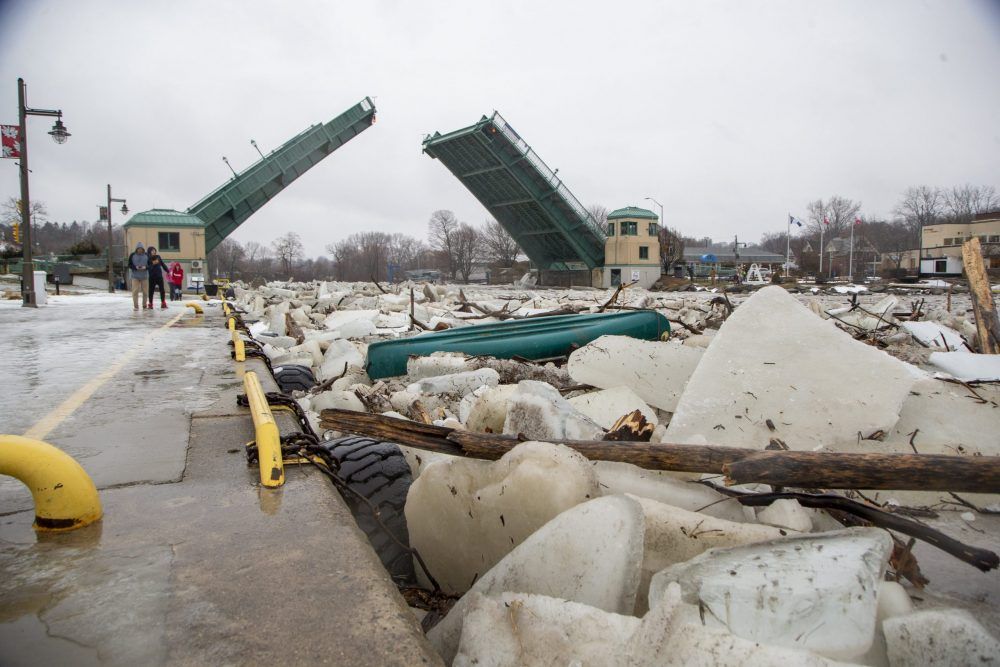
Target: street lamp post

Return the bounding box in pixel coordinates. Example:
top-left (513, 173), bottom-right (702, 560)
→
top-left (644, 197), bottom-right (664, 227)
top-left (16, 77), bottom-right (70, 307)
top-left (105, 185), bottom-right (128, 292)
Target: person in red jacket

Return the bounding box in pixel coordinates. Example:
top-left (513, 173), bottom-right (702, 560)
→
top-left (168, 261), bottom-right (184, 301)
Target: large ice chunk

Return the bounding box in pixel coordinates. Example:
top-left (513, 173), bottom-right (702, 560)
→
top-left (464, 385), bottom-right (518, 433)
top-left (664, 286), bottom-right (922, 451)
top-left (883, 609), bottom-right (1000, 666)
top-left (567, 336), bottom-right (703, 412)
top-left (318, 339), bottom-right (364, 380)
top-left (928, 351), bottom-right (1000, 381)
top-left (568, 386), bottom-right (658, 430)
top-left (633, 495), bottom-right (790, 614)
top-left (627, 582), bottom-right (849, 667)
top-left (901, 320), bottom-right (967, 351)
top-left (650, 527), bottom-right (892, 660)
top-left (322, 309), bottom-right (379, 331)
top-left (503, 380), bottom-right (604, 440)
top-left (426, 495), bottom-right (644, 663)
top-left (453, 592), bottom-right (639, 667)
top-left (406, 352), bottom-right (473, 380)
top-left (406, 368), bottom-right (500, 397)
top-left (405, 441), bottom-right (599, 593)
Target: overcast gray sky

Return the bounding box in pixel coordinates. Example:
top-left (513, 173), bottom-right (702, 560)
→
top-left (2, 0), bottom-right (998, 255)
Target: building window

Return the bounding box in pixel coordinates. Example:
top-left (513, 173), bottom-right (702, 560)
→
top-left (622, 221), bottom-right (637, 236)
top-left (158, 231), bottom-right (180, 252)
top-left (607, 222), bottom-right (615, 236)
top-left (648, 223), bottom-right (658, 236)
top-left (989, 235), bottom-right (999, 243)
top-left (639, 246), bottom-right (649, 260)
top-left (935, 259), bottom-right (947, 273)
top-left (943, 238), bottom-right (954, 245)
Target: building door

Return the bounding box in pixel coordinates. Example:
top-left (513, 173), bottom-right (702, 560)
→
top-left (610, 269), bottom-right (621, 286)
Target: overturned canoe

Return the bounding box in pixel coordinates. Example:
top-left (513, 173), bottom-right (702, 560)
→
top-left (366, 310), bottom-right (671, 379)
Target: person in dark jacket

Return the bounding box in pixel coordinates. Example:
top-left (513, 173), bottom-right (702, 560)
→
top-left (146, 246), bottom-right (168, 309)
top-left (127, 242), bottom-right (149, 310)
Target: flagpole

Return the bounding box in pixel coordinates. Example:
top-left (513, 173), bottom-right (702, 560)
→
top-left (785, 214), bottom-right (791, 278)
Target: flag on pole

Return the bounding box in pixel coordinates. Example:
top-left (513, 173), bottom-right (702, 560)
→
top-left (788, 215), bottom-right (804, 228)
top-left (823, 217), bottom-right (829, 225)
top-left (1, 125), bottom-right (21, 159)
top-left (854, 217), bottom-right (862, 226)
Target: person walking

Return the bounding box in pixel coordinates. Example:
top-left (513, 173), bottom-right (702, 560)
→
top-left (127, 242), bottom-right (149, 310)
top-left (168, 261), bottom-right (184, 301)
top-left (147, 247), bottom-right (168, 309)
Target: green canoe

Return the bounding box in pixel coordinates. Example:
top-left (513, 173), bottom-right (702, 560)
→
top-left (366, 310), bottom-right (670, 379)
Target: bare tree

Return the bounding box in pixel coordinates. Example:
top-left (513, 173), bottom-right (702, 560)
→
top-left (893, 186), bottom-right (943, 246)
top-left (241, 241), bottom-right (272, 282)
top-left (1, 196), bottom-right (47, 227)
top-left (387, 233), bottom-right (426, 278)
top-left (427, 210), bottom-right (460, 279)
top-left (271, 232), bottom-right (303, 276)
top-left (805, 196), bottom-right (862, 239)
top-left (863, 218), bottom-right (913, 274)
top-left (208, 237), bottom-right (246, 279)
top-left (480, 219), bottom-right (520, 267)
top-left (943, 184), bottom-right (1000, 223)
top-left (453, 223), bottom-right (483, 283)
top-left (658, 227), bottom-right (684, 268)
top-left (587, 204), bottom-right (609, 237)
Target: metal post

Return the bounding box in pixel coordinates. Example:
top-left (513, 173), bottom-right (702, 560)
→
top-left (18, 79), bottom-right (35, 308)
top-left (106, 184), bottom-right (113, 292)
top-left (819, 224), bottom-right (824, 278)
top-left (784, 215), bottom-right (791, 278)
top-left (849, 220), bottom-right (856, 282)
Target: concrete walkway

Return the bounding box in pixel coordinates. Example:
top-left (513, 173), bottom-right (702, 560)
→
top-left (0, 293), bottom-right (441, 665)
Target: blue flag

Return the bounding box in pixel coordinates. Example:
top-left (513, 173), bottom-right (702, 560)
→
top-left (788, 215), bottom-right (804, 228)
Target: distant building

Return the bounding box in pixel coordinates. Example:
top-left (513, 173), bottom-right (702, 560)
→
top-left (822, 236), bottom-right (880, 279)
top-left (601, 207), bottom-right (661, 288)
top-left (919, 212), bottom-right (1000, 276)
top-left (682, 246), bottom-right (786, 276)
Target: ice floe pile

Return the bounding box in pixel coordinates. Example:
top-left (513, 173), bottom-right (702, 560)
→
top-left (228, 279), bottom-right (999, 665)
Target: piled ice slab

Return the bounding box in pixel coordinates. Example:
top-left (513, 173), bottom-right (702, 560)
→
top-left (404, 441), bottom-right (599, 593)
top-left (882, 609), bottom-right (1000, 666)
top-left (664, 286), bottom-right (922, 451)
top-left (649, 527), bottom-right (893, 660)
top-left (427, 495), bottom-right (645, 663)
top-left (567, 386), bottom-right (658, 429)
top-left (502, 381), bottom-right (604, 440)
top-left (567, 335), bottom-right (703, 412)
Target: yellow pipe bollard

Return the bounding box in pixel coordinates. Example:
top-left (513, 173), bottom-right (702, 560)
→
top-left (232, 330), bottom-right (246, 362)
top-left (223, 302), bottom-right (231, 316)
top-left (227, 317), bottom-right (236, 331)
top-left (184, 301), bottom-right (204, 314)
top-left (0, 435), bottom-right (103, 531)
top-left (243, 372), bottom-right (284, 487)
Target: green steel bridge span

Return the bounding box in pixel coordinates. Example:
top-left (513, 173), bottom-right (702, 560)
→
top-left (423, 112), bottom-right (606, 271)
top-left (187, 97), bottom-right (376, 253)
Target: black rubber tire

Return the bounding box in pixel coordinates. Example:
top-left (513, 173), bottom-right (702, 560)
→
top-left (323, 435), bottom-right (416, 585)
top-left (272, 364), bottom-right (315, 392)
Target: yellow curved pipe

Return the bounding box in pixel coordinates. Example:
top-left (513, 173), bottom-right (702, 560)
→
top-left (184, 301), bottom-right (204, 314)
top-left (0, 435), bottom-right (102, 531)
top-left (243, 372), bottom-right (284, 487)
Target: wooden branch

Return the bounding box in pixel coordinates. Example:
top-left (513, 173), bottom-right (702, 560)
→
top-left (696, 482), bottom-right (998, 573)
top-left (318, 410), bottom-right (1000, 493)
top-left (724, 451), bottom-right (1000, 493)
top-left (962, 238), bottom-right (1000, 353)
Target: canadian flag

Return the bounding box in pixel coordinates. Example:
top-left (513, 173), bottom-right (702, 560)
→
top-left (855, 217), bottom-right (862, 226)
top-left (1, 125), bottom-right (21, 159)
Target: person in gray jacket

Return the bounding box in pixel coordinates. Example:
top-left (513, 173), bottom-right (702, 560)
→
top-left (127, 242), bottom-right (149, 310)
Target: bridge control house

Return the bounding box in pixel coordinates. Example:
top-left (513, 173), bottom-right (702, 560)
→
top-left (124, 210), bottom-right (208, 288)
top-left (601, 206), bottom-right (661, 288)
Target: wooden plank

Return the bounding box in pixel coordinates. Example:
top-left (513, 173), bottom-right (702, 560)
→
top-left (962, 237), bottom-right (1000, 354)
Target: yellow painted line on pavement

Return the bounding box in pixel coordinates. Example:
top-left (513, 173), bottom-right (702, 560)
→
top-left (23, 312), bottom-right (185, 441)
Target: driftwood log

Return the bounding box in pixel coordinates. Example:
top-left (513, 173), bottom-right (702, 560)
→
top-left (319, 410), bottom-right (1000, 494)
top-left (962, 237), bottom-right (1000, 354)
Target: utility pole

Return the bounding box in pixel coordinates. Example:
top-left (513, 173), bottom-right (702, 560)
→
top-left (105, 185), bottom-right (128, 292)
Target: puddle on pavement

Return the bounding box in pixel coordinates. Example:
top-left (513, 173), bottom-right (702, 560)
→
top-left (134, 369), bottom-right (168, 377)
